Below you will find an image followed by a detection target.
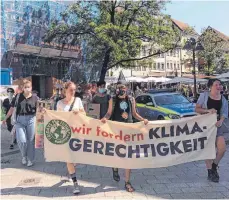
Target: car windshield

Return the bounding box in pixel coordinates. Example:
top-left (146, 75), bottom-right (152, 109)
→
top-left (154, 94), bottom-right (190, 105)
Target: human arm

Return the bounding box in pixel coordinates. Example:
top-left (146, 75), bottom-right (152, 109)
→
top-left (101, 98), bottom-right (113, 123)
top-left (217, 97), bottom-right (229, 127)
top-left (73, 98), bottom-right (86, 115)
top-left (2, 107), bottom-right (14, 124)
top-left (195, 93), bottom-right (216, 114)
top-left (131, 98), bottom-right (148, 125)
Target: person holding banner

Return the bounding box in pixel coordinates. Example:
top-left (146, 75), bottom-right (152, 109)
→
top-left (196, 79), bottom-right (228, 183)
top-left (56, 81), bottom-right (85, 194)
top-left (101, 82), bottom-right (148, 192)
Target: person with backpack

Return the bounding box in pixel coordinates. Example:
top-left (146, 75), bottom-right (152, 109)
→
top-left (101, 81), bottom-right (148, 192)
top-left (195, 79), bottom-right (228, 183)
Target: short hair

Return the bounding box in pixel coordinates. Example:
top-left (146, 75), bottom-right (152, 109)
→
top-left (7, 88), bottom-right (15, 93)
top-left (97, 81), bottom-right (106, 87)
top-left (207, 78), bottom-right (221, 88)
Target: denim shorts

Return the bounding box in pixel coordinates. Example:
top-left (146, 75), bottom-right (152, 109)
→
top-left (217, 123), bottom-right (228, 137)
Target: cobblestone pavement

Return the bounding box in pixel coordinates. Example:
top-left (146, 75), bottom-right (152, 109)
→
top-left (1, 125), bottom-right (229, 200)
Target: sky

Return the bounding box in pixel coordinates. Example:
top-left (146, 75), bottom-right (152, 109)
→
top-left (165, 1), bottom-right (229, 36)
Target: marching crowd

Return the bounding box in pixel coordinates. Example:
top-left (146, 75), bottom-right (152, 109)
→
top-left (1, 78), bottom-right (228, 194)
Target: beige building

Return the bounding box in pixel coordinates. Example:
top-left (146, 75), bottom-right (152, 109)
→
top-left (107, 19), bottom-right (199, 79)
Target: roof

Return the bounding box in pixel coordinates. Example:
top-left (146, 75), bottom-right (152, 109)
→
top-left (172, 19), bottom-right (189, 31)
top-left (172, 18), bottom-right (198, 36)
top-left (207, 26), bottom-right (229, 41)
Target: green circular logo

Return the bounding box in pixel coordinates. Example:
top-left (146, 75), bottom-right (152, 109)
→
top-left (45, 120), bottom-right (71, 144)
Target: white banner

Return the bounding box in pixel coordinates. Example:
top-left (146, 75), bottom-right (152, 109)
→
top-left (44, 111), bottom-right (217, 169)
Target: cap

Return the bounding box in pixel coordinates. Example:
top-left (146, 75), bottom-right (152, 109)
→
top-left (7, 88), bottom-right (15, 93)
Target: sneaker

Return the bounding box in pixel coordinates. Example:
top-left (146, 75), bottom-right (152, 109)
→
top-left (9, 144), bottom-right (14, 149)
top-left (27, 160), bottom-right (33, 167)
top-left (73, 182), bottom-right (80, 194)
top-left (22, 157), bottom-right (27, 165)
top-left (211, 169), bottom-right (219, 183)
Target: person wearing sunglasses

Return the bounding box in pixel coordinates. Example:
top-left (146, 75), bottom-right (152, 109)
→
top-left (2, 88), bottom-right (17, 149)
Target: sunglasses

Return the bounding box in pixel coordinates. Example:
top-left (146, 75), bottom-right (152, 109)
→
top-left (7, 91), bottom-right (14, 93)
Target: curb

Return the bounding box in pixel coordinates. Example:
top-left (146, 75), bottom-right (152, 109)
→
top-left (1, 150), bottom-right (20, 157)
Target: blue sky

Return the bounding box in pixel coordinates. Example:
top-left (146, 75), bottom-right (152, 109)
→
top-left (165, 1), bottom-right (229, 36)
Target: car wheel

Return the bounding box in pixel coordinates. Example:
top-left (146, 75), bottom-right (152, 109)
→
top-left (157, 116), bottom-right (164, 120)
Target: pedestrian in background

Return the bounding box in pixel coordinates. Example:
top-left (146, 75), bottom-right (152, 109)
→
top-left (2, 87), bottom-right (17, 149)
top-left (3, 80), bottom-right (38, 167)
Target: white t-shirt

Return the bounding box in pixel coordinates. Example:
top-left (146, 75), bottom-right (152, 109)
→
top-left (57, 97), bottom-right (84, 112)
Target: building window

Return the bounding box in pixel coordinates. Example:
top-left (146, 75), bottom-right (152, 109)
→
top-left (149, 63), bottom-right (152, 71)
top-left (177, 49), bottom-right (180, 57)
top-left (142, 66), bottom-right (146, 71)
top-left (157, 63), bottom-right (160, 70)
top-left (167, 63), bottom-right (169, 69)
top-left (170, 63), bottom-right (173, 69)
top-left (173, 50), bottom-right (176, 57)
top-left (161, 53), bottom-right (164, 58)
top-left (142, 46), bottom-right (146, 56)
top-left (161, 63), bottom-right (164, 70)
top-left (153, 63), bottom-right (156, 70)
top-left (174, 63), bottom-right (176, 70)
top-left (177, 64), bottom-right (180, 70)
top-left (170, 51), bottom-right (173, 56)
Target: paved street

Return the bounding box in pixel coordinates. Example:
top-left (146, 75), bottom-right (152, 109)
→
top-left (1, 124), bottom-right (229, 200)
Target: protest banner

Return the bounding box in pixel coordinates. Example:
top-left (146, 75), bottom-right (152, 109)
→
top-left (87, 104), bottom-right (100, 119)
top-left (35, 101), bottom-right (52, 148)
top-left (44, 111), bottom-right (217, 169)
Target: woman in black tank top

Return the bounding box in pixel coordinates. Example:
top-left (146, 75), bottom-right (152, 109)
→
top-left (100, 82), bottom-right (148, 192)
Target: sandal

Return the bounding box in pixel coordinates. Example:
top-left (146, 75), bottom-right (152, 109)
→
top-left (112, 168), bottom-right (120, 182)
top-left (125, 181), bottom-right (135, 192)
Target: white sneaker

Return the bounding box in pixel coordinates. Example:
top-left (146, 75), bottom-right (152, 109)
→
top-left (22, 157), bottom-right (27, 165)
top-left (73, 182), bottom-right (80, 194)
top-left (27, 160), bottom-right (33, 167)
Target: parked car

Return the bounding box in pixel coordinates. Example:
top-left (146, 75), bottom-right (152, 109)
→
top-left (135, 90), bottom-right (196, 120)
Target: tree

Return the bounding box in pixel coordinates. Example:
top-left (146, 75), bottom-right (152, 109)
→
top-left (198, 27), bottom-right (228, 75)
top-left (44, 1), bottom-right (181, 81)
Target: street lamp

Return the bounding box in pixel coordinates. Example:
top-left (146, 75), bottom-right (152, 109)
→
top-left (183, 38), bottom-right (204, 102)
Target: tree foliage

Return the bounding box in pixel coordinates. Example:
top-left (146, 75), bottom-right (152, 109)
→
top-left (198, 27), bottom-right (229, 75)
top-left (45, 1), bottom-right (181, 81)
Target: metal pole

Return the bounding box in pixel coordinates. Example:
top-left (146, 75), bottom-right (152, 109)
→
top-left (193, 48), bottom-right (197, 101)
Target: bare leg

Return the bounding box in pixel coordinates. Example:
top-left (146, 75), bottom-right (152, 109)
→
top-left (66, 163), bottom-right (76, 175)
top-left (214, 136), bottom-right (226, 164)
top-left (66, 163), bottom-right (80, 194)
top-left (125, 169), bottom-right (135, 192)
top-left (125, 169), bottom-right (131, 182)
top-left (205, 160), bottom-right (213, 169)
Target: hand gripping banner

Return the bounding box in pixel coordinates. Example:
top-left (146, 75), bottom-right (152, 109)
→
top-left (44, 110), bottom-right (217, 169)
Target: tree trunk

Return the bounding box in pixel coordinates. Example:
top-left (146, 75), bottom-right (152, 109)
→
top-left (207, 60), bottom-right (211, 76)
top-left (99, 49), bottom-right (111, 82)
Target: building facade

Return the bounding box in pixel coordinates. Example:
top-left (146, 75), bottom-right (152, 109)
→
top-left (107, 19), bottom-right (199, 79)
